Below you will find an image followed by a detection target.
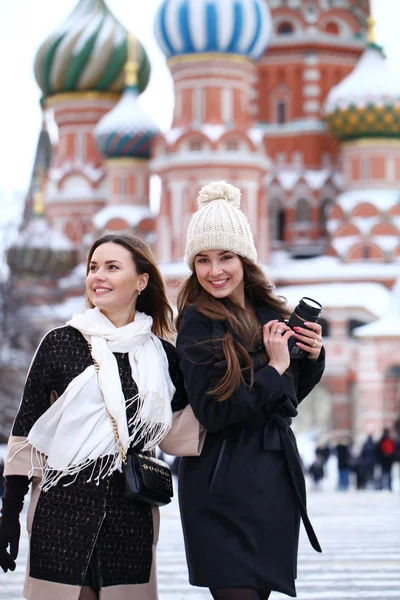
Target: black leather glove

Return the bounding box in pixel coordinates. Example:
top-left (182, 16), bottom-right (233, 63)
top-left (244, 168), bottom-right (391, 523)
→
top-left (0, 475), bottom-right (30, 573)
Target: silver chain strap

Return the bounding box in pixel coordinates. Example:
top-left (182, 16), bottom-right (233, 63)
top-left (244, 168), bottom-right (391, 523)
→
top-left (88, 342), bottom-right (127, 464)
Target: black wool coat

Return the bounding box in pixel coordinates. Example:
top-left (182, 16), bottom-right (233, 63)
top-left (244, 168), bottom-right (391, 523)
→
top-left (176, 304), bottom-right (325, 597)
top-left (8, 326), bottom-right (187, 590)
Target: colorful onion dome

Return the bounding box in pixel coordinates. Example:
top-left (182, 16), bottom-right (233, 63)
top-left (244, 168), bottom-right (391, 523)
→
top-left (94, 82), bottom-right (159, 159)
top-left (34, 0), bottom-right (151, 98)
top-left (324, 42), bottom-right (400, 141)
top-left (154, 0), bottom-right (272, 61)
top-left (7, 205), bottom-right (75, 278)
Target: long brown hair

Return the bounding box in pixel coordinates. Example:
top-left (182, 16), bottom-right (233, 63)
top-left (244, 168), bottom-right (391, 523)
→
top-left (176, 257), bottom-right (290, 401)
top-left (86, 234), bottom-right (174, 339)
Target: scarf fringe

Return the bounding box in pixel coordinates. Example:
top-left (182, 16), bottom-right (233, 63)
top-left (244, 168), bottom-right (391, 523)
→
top-left (8, 436), bottom-right (126, 492)
top-left (126, 391), bottom-right (172, 452)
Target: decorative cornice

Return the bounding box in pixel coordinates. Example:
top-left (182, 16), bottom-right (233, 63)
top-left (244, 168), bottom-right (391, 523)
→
top-left (45, 92), bottom-right (121, 108)
top-left (342, 138), bottom-right (400, 149)
top-left (167, 53), bottom-right (252, 67)
top-left (105, 158), bottom-right (149, 167)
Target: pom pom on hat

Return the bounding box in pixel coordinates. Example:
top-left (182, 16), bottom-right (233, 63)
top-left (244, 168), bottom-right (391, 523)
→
top-left (184, 180), bottom-right (257, 269)
top-left (197, 181), bottom-right (241, 209)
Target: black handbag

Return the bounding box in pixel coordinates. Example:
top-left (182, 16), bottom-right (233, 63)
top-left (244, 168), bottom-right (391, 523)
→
top-left (87, 342), bottom-right (174, 507)
top-left (124, 452), bottom-right (173, 507)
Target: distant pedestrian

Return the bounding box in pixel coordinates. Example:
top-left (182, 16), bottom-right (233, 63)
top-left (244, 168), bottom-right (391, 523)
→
top-left (309, 452), bottom-right (325, 490)
top-left (336, 437), bottom-right (352, 491)
top-left (0, 234), bottom-right (201, 600)
top-left (358, 435), bottom-right (377, 489)
top-left (376, 428), bottom-right (396, 491)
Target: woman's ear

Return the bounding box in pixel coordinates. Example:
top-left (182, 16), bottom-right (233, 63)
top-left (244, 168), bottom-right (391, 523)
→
top-left (139, 273), bottom-right (149, 292)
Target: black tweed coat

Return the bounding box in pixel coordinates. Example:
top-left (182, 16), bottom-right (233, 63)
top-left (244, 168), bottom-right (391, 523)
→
top-left (9, 325), bottom-right (187, 589)
top-left (176, 304), bottom-right (325, 597)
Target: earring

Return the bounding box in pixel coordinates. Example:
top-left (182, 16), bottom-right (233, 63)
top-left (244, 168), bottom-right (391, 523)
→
top-left (138, 289), bottom-right (142, 296)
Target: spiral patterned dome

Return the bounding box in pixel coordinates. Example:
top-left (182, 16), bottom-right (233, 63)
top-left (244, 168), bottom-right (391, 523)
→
top-left (154, 0), bottom-right (272, 61)
top-left (95, 84), bottom-right (160, 159)
top-left (34, 0), bottom-right (151, 98)
top-left (324, 44), bottom-right (400, 141)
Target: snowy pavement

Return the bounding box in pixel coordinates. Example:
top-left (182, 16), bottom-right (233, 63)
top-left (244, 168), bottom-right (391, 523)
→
top-left (1, 487), bottom-right (399, 600)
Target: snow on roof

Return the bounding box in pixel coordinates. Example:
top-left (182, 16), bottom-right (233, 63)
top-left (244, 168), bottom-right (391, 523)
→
top-left (277, 282), bottom-right (390, 318)
top-left (304, 169), bottom-right (332, 190)
top-left (51, 162), bottom-right (104, 184)
top-left (268, 253), bottom-right (400, 283)
top-left (164, 128), bottom-right (185, 145)
top-left (267, 168), bottom-right (333, 192)
top-left (373, 235), bottom-right (398, 252)
top-left (355, 277), bottom-right (400, 337)
top-left (352, 216), bottom-right (380, 234)
top-left (337, 189), bottom-right (400, 213)
top-left (93, 205), bottom-right (153, 229)
top-left (248, 128), bottom-right (264, 145)
top-left (324, 46), bottom-right (400, 113)
top-left (15, 219), bottom-right (73, 251)
top-left (258, 119), bottom-right (326, 135)
top-left (201, 124), bottom-right (227, 142)
top-left (331, 235), bottom-right (358, 255)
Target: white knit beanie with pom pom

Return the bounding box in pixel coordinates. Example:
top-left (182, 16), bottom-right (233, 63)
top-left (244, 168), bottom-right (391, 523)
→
top-left (184, 181), bottom-right (257, 270)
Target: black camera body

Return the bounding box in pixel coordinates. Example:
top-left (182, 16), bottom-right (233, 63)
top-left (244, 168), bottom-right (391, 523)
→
top-left (286, 297), bottom-right (322, 360)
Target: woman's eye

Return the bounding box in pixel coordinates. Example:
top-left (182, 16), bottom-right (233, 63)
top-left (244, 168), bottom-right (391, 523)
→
top-left (197, 258), bottom-right (208, 264)
top-left (222, 255), bottom-right (232, 260)
top-left (89, 266), bottom-right (97, 271)
top-left (109, 265), bottom-right (119, 269)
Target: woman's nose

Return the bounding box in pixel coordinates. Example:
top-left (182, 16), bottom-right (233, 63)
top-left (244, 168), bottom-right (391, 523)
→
top-left (93, 269), bottom-right (106, 280)
top-left (209, 263), bottom-right (223, 276)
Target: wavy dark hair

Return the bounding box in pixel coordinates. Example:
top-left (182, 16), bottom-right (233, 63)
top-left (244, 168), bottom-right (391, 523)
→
top-left (86, 234), bottom-right (174, 340)
top-left (176, 257), bottom-right (290, 401)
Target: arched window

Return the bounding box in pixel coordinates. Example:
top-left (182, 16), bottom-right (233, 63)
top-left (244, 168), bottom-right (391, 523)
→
top-left (277, 100), bottom-right (287, 124)
top-left (348, 319), bottom-right (367, 337)
top-left (226, 139), bottom-right (239, 151)
top-left (295, 198), bottom-right (311, 224)
top-left (320, 198), bottom-right (333, 233)
top-left (269, 198), bottom-right (285, 242)
top-left (277, 22), bottom-right (294, 35)
top-left (362, 245), bottom-right (370, 260)
top-left (189, 138), bottom-right (202, 151)
top-left (324, 21), bottom-right (340, 35)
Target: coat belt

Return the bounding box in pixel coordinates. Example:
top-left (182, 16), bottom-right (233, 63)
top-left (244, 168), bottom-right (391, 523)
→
top-left (264, 415), bottom-right (322, 553)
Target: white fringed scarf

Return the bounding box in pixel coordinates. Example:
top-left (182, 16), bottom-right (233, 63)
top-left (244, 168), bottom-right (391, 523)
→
top-left (19, 308), bottom-right (174, 490)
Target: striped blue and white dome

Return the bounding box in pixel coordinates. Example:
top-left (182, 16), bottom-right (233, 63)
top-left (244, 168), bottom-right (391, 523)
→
top-left (154, 0), bottom-right (272, 61)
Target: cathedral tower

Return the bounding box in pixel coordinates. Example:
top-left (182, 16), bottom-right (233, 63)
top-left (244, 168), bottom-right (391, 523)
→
top-left (259, 0), bottom-right (370, 256)
top-left (152, 0), bottom-right (273, 265)
top-left (34, 0), bottom-right (150, 248)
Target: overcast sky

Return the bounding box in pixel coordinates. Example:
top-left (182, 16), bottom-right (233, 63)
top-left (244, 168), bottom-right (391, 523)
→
top-left (0, 0), bottom-right (398, 196)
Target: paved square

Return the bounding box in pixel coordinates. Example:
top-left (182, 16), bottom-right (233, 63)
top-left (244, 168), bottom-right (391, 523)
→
top-left (1, 490), bottom-right (399, 600)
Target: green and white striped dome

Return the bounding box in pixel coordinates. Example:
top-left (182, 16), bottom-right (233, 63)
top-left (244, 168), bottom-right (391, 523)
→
top-left (34, 0), bottom-right (151, 98)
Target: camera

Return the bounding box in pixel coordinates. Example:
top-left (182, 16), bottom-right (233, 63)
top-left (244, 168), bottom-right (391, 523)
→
top-left (286, 297), bottom-right (322, 360)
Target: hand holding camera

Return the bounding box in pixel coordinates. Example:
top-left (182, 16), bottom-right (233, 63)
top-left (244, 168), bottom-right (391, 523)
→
top-left (262, 320), bottom-right (294, 375)
top-left (287, 297), bottom-right (323, 360)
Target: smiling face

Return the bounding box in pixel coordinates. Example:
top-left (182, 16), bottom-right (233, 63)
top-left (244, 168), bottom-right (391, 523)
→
top-left (194, 249), bottom-right (245, 305)
top-left (86, 242), bottom-right (148, 323)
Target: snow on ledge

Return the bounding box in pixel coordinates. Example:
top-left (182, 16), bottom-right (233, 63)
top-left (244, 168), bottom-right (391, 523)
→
top-left (277, 282), bottom-right (390, 318)
top-left (93, 205), bottom-right (153, 229)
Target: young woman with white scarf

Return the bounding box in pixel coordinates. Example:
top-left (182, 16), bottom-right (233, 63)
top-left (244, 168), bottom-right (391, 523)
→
top-left (0, 234), bottom-right (203, 600)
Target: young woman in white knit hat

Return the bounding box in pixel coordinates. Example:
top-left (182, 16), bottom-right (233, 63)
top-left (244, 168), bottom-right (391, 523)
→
top-left (176, 182), bottom-right (325, 600)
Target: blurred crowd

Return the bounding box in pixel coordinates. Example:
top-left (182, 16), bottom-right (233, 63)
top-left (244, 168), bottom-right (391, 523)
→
top-left (308, 423), bottom-right (400, 492)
